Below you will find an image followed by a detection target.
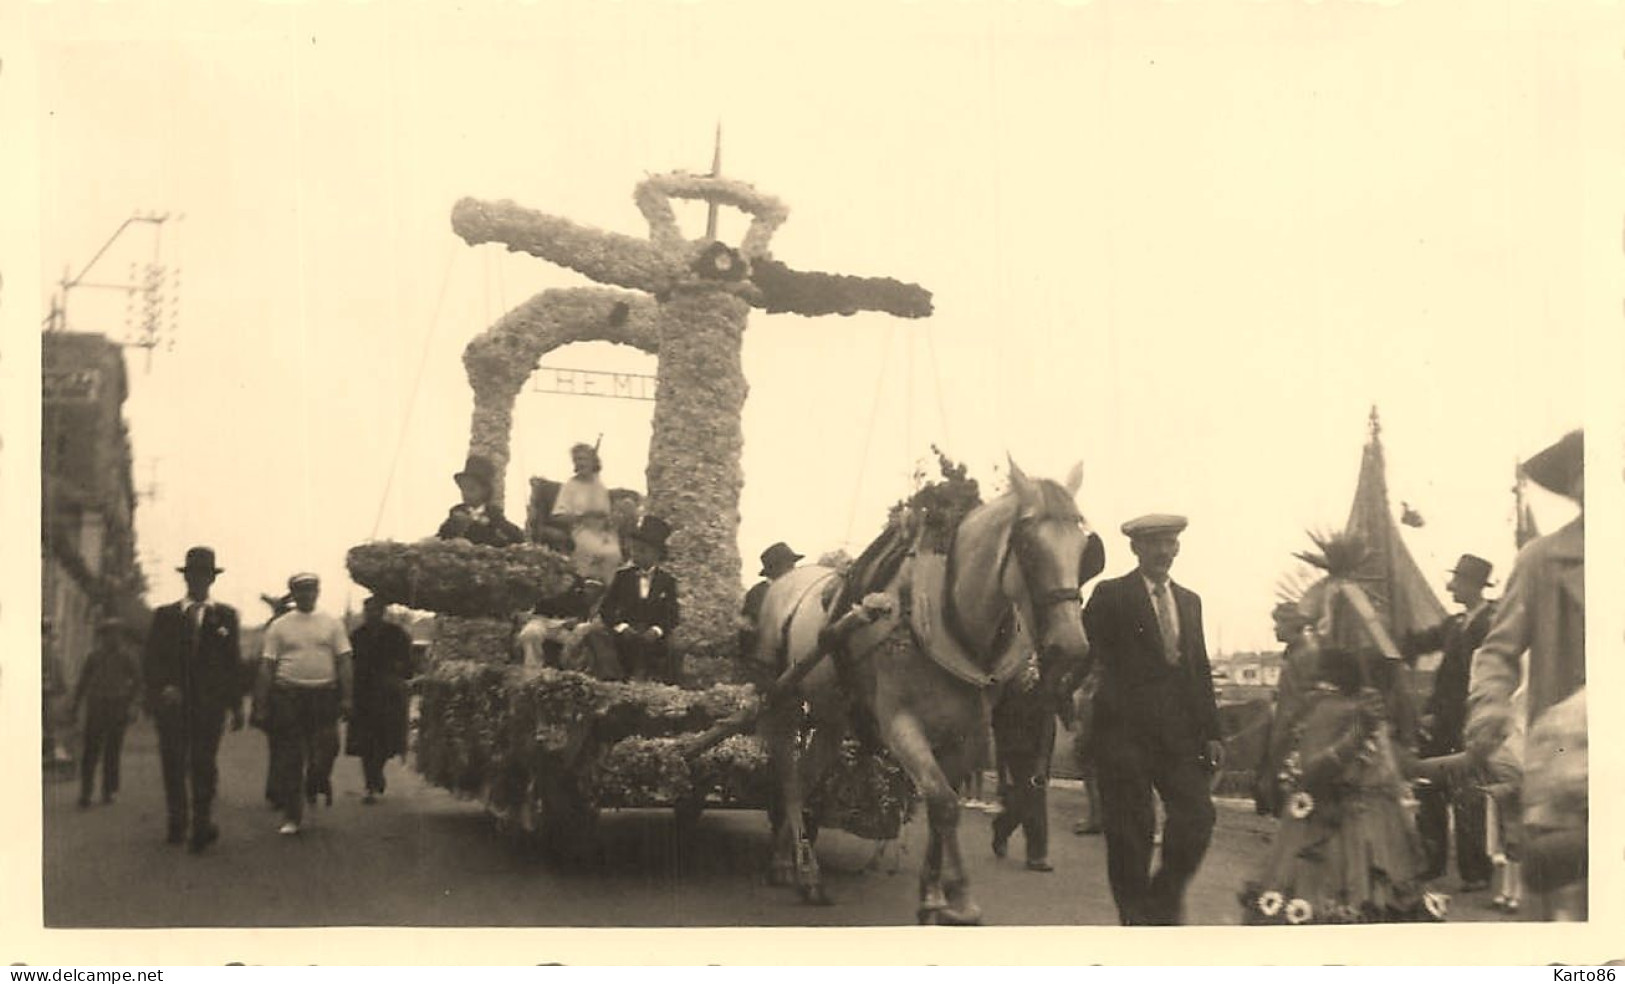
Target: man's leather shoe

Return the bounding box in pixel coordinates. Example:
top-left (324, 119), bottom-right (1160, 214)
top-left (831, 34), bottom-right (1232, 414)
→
top-left (166, 821), bottom-right (187, 845)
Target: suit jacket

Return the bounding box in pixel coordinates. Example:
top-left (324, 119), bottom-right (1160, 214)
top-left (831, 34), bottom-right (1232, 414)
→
top-left (1082, 571), bottom-right (1220, 755)
top-left (1468, 517), bottom-right (1585, 750)
top-left (437, 504), bottom-right (525, 547)
top-left (600, 564), bottom-right (680, 639)
top-left (1402, 600), bottom-right (1497, 753)
top-left (144, 600), bottom-right (243, 715)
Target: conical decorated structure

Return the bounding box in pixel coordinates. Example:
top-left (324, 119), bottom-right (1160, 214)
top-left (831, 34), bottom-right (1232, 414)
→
top-left (1341, 407), bottom-right (1446, 642)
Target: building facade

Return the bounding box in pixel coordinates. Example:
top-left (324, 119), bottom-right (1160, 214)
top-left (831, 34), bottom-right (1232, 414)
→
top-left (42, 331), bottom-right (146, 760)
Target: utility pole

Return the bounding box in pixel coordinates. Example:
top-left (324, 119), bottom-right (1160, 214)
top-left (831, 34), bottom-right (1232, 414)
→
top-left (47, 211), bottom-right (182, 373)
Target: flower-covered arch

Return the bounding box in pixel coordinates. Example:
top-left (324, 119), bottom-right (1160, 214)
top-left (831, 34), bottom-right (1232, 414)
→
top-left (455, 170), bottom-right (931, 658)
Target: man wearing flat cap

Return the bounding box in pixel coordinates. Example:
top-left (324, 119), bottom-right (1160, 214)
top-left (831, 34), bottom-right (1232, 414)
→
top-left (254, 572), bottom-right (353, 835)
top-left (1467, 429), bottom-right (1586, 919)
top-left (1081, 514), bottom-right (1222, 925)
top-left (144, 547), bottom-right (245, 852)
top-left (1401, 552), bottom-right (1499, 889)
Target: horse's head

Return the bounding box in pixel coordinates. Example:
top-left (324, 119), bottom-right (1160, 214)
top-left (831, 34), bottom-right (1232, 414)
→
top-left (1003, 458), bottom-right (1098, 674)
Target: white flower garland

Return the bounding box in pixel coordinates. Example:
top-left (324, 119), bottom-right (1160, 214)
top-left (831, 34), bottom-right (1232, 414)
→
top-left (635, 172), bottom-right (789, 258)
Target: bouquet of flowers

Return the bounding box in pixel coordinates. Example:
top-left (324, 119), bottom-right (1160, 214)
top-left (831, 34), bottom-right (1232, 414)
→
top-left (807, 737), bottom-right (919, 842)
top-left (900, 446), bottom-right (982, 553)
top-left (347, 539), bottom-right (575, 617)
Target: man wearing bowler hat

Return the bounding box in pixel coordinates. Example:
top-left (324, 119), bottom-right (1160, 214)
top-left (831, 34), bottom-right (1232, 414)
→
top-left (600, 516), bottom-right (680, 682)
top-left (144, 547), bottom-right (245, 851)
top-left (1401, 552), bottom-right (1499, 889)
top-left (738, 542), bottom-right (802, 658)
top-left (1082, 514), bottom-right (1221, 925)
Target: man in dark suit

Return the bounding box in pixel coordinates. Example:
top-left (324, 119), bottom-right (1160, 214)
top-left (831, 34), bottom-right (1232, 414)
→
top-left (600, 516), bottom-right (680, 682)
top-left (1082, 514), bottom-right (1221, 925)
top-left (1403, 552), bottom-right (1498, 890)
top-left (143, 546), bottom-right (245, 852)
top-left (437, 454), bottom-right (525, 547)
top-left (738, 541), bottom-right (802, 659)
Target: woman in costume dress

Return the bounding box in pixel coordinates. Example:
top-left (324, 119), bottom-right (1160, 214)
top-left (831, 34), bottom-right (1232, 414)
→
top-left (550, 443), bottom-right (621, 586)
top-left (1241, 645), bottom-right (1447, 925)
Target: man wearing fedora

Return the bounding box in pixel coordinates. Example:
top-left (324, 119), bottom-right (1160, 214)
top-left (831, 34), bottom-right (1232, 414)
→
top-left (1081, 514), bottom-right (1222, 925)
top-left (144, 547), bottom-right (245, 851)
top-left (738, 541), bottom-right (802, 659)
top-left (600, 516), bottom-right (680, 683)
top-left (1401, 552), bottom-right (1499, 889)
top-left (72, 616), bottom-right (142, 808)
top-left (438, 454), bottom-right (525, 548)
top-left (1468, 429), bottom-right (1586, 919)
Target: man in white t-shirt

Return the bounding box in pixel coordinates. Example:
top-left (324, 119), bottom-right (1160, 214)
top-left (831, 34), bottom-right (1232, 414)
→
top-left (252, 572), bottom-right (353, 835)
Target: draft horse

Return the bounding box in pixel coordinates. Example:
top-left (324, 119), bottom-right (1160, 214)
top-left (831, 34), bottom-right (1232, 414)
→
top-left (753, 459), bottom-right (1093, 924)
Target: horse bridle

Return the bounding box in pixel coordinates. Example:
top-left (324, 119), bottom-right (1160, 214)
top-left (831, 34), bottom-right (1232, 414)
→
top-left (1004, 514), bottom-right (1086, 639)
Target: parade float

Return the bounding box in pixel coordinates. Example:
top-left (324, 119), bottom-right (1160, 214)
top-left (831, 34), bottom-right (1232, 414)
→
top-left (346, 160), bottom-right (932, 856)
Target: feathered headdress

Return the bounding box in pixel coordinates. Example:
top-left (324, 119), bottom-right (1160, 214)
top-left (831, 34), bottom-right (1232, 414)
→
top-left (1278, 529), bottom-right (1404, 676)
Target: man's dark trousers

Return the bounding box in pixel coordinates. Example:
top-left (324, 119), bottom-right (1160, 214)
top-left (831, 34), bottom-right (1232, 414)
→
top-left (1096, 732), bottom-right (1216, 925)
top-left (269, 686), bottom-right (340, 824)
top-left (156, 702), bottom-right (227, 833)
top-left (1418, 784), bottom-right (1491, 883)
top-left (80, 698), bottom-right (130, 801)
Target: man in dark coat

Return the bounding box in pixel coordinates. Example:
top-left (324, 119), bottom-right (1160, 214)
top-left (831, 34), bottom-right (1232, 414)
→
top-left (73, 617), bottom-right (142, 808)
top-left (144, 546), bottom-right (245, 852)
top-left (1403, 552), bottom-right (1498, 890)
top-left (1082, 514), bottom-right (1222, 926)
top-left (437, 454), bottom-right (525, 547)
top-left (600, 516), bottom-right (680, 682)
top-left (739, 541), bottom-right (802, 658)
top-left (347, 596), bottom-right (414, 803)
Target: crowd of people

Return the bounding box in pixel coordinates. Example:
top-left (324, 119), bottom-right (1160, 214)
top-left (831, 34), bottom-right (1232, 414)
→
top-left (53, 428), bottom-right (1586, 926)
top-left (65, 546), bottom-right (418, 847)
top-left (919, 427), bottom-right (1586, 926)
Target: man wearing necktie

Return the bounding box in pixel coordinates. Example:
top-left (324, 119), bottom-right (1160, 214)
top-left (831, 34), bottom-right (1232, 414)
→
top-left (1081, 514), bottom-right (1222, 925)
top-left (143, 547), bottom-right (245, 852)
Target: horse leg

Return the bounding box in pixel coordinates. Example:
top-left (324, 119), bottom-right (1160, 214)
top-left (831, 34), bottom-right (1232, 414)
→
top-left (932, 739), bottom-right (983, 925)
top-left (884, 713), bottom-right (979, 926)
top-left (763, 709), bottom-right (801, 889)
top-left (789, 721), bottom-right (845, 906)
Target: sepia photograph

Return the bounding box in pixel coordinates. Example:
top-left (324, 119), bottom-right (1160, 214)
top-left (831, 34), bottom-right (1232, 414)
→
top-left (4, 0), bottom-right (1620, 966)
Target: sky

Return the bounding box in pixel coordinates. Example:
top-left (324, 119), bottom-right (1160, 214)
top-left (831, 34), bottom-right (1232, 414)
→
top-left (14, 1), bottom-right (1613, 652)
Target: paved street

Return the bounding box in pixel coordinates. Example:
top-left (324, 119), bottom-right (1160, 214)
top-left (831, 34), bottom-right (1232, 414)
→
top-left (44, 722), bottom-right (1525, 928)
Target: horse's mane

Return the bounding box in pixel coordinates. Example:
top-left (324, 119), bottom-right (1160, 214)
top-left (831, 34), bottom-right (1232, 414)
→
top-left (833, 523), bottom-right (910, 615)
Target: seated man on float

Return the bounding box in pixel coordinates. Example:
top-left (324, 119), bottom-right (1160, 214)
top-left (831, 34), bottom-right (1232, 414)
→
top-left (516, 571), bottom-right (615, 673)
top-left (600, 516), bottom-right (680, 683)
top-left (437, 455), bottom-right (524, 547)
